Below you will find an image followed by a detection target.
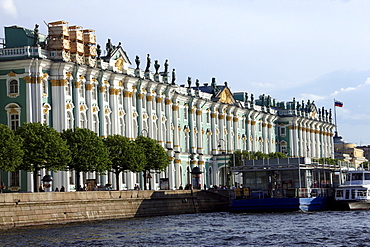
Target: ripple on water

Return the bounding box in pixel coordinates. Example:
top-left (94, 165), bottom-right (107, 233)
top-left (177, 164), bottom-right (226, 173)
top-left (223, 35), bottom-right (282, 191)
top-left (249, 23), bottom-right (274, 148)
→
top-left (2, 211), bottom-right (370, 246)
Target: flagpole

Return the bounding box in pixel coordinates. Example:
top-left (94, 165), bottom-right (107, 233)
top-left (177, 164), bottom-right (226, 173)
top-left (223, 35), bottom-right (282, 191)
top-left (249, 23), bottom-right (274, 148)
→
top-left (334, 98), bottom-right (338, 136)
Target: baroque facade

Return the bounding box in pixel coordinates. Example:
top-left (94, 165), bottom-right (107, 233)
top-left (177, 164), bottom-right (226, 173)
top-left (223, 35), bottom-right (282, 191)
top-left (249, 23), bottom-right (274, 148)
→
top-left (0, 21), bottom-right (335, 192)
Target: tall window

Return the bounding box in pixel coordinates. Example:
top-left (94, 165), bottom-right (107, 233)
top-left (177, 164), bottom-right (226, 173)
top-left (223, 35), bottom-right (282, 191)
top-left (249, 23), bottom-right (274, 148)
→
top-left (92, 85), bottom-right (97, 100)
top-left (10, 113), bottom-right (19, 131)
top-left (65, 80), bottom-right (71, 96)
top-left (92, 114), bottom-right (99, 134)
top-left (9, 80), bottom-right (18, 94)
top-left (79, 84), bottom-right (84, 98)
top-left (10, 171), bottom-right (20, 187)
top-left (280, 127), bottom-right (286, 136)
top-left (206, 112), bottom-right (210, 124)
top-left (185, 130), bottom-right (189, 152)
top-left (184, 108), bottom-right (188, 120)
top-left (79, 113), bottom-right (86, 128)
top-left (42, 80), bottom-right (48, 95)
top-left (104, 90), bottom-right (108, 102)
top-left (120, 118), bottom-right (125, 136)
top-left (105, 116), bottom-right (111, 136)
top-left (118, 91), bottom-right (123, 105)
top-left (67, 111), bottom-right (74, 129)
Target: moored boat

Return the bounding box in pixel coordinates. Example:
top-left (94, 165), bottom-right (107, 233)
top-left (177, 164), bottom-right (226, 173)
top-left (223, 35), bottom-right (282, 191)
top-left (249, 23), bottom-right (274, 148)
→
top-left (230, 157), bottom-right (339, 212)
top-left (334, 169), bottom-right (370, 210)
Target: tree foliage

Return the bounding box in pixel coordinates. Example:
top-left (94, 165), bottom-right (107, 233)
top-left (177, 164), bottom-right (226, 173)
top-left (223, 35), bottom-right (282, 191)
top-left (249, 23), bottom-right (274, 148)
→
top-left (104, 135), bottom-right (145, 189)
top-left (61, 128), bottom-right (111, 174)
top-left (0, 124), bottom-right (24, 172)
top-left (135, 136), bottom-right (170, 172)
top-left (16, 122), bottom-right (71, 192)
top-left (229, 151), bottom-right (288, 167)
top-left (135, 136), bottom-right (170, 190)
top-left (16, 122), bottom-right (71, 172)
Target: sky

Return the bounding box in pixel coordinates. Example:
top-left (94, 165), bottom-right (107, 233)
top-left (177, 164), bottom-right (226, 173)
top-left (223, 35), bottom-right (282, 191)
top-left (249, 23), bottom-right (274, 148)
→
top-left (1, 0), bottom-right (370, 145)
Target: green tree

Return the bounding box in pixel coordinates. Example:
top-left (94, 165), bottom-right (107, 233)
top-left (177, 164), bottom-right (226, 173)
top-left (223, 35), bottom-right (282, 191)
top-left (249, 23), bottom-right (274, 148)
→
top-left (16, 122), bottom-right (71, 192)
top-left (268, 152), bottom-right (288, 159)
top-left (61, 128), bottom-right (111, 190)
top-left (0, 124), bottom-right (24, 192)
top-left (0, 124), bottom-right (24, 172)
top-left (104, 135), bottom-right (145, 189)
top-left (135, 136), bottom-right (170, 190)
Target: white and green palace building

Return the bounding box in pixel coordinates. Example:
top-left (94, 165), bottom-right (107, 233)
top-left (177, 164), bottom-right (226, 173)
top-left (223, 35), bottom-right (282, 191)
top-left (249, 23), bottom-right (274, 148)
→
top-left (0, 21), bottom-right (335, 192)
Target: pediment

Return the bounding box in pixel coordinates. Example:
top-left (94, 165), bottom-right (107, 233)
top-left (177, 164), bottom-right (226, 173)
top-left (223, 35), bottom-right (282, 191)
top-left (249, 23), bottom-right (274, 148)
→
top-left (102, 46), bottom-right (132, 73)
top-left (217, 87), bottom-right (235, 105)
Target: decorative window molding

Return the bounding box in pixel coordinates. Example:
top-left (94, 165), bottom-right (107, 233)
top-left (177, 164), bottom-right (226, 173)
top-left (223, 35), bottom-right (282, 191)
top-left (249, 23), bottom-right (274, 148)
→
top-left (66, 111), bottom-right (74, 129)
top-left (5, 103), bottom-right (21, 131)
top-left (7, 74), bottom-right (20, 98)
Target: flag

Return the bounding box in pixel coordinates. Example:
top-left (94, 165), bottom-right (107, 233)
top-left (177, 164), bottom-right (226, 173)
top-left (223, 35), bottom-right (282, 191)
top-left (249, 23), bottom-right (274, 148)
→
top-left (334, 100), bottom-right (343, 107)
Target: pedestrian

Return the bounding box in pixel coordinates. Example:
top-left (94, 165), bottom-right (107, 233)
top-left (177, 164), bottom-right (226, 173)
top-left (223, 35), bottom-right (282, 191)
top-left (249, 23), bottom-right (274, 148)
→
top-left (60, 186), bottom-right (65, 192)
top-left (55, 187), bottom-right (59, 192)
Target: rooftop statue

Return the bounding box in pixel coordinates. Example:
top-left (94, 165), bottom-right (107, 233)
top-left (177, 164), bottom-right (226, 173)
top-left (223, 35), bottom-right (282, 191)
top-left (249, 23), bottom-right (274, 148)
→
top-left (251, 93), bottom-right (254, 103)
top-left (145, 54), bottom-right (151, 72)
top-left (292, 97), bottom-right (296, 110)
top-left (97, 44), bottom-right (101, 59)
top-left (187, 77), bottom-right (192, 88)
top-left (164, 59), bottom-right (169, 76)
top-left (33, 24), bottom-right (39, 46)
top-left (224, 81), bottom-right (228, 87)
top-left (171, 69), bottom-right (176, 85)
top-left (135, 55), bottom-right (140, 69)
top-left (195, 79), bottom-right (200, 89)
top-left (244, 92), bottom-right (248, 102)
top-left (106, 39), bottom-right (113, 57)
top-left (267, 95), bottom-right (271, 107)
top-left (154, 60), bottom-right (160, 74)
top-left (211, 78), bottom-right (219, 95)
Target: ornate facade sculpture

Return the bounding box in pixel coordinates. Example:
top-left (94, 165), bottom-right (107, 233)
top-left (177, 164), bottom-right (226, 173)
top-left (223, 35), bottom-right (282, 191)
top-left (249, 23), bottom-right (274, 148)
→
top-left (171, 69), bottom-right (176, 84)
top-left (135, 55), bottom-right (140, 69)
top-left (164, 59), bottom-right (169, 76)
top-left (154, 60), bottom-right (160, 74)
top-left (145, 54), bottom-right (151, 72)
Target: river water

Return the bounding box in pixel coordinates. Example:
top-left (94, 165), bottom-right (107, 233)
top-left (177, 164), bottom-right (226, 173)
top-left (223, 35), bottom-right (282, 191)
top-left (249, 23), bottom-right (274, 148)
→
top-left (1, 211), bottom-right (370, 246)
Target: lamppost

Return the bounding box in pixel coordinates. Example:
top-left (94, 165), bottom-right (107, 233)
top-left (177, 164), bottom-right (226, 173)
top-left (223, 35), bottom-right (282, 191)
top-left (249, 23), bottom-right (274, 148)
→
top-left (218, 139), bottom-right (227, 187)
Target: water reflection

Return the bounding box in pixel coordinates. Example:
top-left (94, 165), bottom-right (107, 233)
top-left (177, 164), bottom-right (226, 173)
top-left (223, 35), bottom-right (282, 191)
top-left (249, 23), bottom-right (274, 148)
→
top-left (1, 211), bottom-right (370, 246)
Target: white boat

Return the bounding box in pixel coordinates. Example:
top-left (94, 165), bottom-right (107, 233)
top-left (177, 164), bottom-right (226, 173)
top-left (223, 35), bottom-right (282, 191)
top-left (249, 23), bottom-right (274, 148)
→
top-left (335, 169), bottom-right (370, 210)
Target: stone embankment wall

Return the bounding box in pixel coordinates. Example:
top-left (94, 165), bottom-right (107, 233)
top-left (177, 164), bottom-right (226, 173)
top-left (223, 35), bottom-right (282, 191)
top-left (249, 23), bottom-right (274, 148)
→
top-left (0, 190), bottom-right (230, 229)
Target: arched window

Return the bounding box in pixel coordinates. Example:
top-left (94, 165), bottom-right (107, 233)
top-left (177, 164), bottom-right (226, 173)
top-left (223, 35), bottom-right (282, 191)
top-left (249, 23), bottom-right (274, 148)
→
top-left (5, 103), bottom-right (21, 131)
top-left (66, 111), bottom-right (74, 129)
top-left (9, 80), bottom-right (18, 94)
top-left (92, 114), bottom-right (99, 134)
top-left (79, 113), bottom-right (86, 128)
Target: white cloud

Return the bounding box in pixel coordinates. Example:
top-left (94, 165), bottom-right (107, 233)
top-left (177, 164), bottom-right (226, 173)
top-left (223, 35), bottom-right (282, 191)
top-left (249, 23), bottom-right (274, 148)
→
top-left (331, 78), bottom-right (370, 96)
top-left (299, 93), bottom-right (326, 102)
top-left (1, 0), bottom-right (17, 18)
top-left (250, 82), bottom-right (274, 88)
